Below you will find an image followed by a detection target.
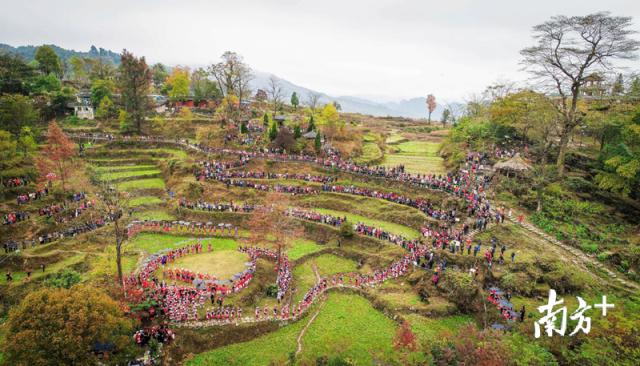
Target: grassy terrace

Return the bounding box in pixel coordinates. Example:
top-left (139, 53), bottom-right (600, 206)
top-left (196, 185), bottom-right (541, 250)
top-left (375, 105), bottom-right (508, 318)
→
top-left (312, 207), bottom-right (421, 239)
top-left (187, 293), bottom-right (398, 366)
top-left (128, 233), bottom-right (239, 254)
top-left (382, 141), bottom-right (445, 174)
top-left (93, 164), bottom-right (159, 173)
top-left (292, 254), bottom-right (361, 302)
top-left (127, 196), bottom-right (164, 207)
top-left (97, 168), bottom-right (162, 181)
top-left (116, 178), bottom-right (166, 191)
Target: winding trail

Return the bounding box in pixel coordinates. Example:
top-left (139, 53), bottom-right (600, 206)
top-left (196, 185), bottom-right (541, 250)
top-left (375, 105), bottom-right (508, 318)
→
top-left (295, 299), bottom-right (325, 357)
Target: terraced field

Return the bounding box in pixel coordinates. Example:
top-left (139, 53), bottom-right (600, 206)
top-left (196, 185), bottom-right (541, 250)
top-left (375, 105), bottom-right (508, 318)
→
top-left (382, 140), bottom-right (445, 174)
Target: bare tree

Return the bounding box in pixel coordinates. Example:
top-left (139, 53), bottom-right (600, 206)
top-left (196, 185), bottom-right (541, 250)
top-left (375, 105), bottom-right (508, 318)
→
top-left (444, 102), bottom-right (465, 124)
top-left (267, 75), bottom-right (283, 116)
top-left (520, 12), bottom-right (639, 177)
top-left (306, 92), bottom-right (321, 114)
top-left (426, 94), bottom-right (436, 123)
top-left (208, 51), bottom-right (253, 104)
top-left (96, 183), bottom-right (130, 285)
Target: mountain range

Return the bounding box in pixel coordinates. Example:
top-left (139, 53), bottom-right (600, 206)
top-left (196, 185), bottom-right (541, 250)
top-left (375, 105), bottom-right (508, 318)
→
top-left (1, 43), bottom-right (442, 119)
top-left (250, 71), bottom-right (443, 120)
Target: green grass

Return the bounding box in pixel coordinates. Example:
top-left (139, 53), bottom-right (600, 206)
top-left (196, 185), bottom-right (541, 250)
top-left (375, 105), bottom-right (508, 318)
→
top-left (186, 314), bottom-right (304, 366)
top-left (298, 293), bottom-right (398, 364)
top-left (97, 169), bottom-right (161, 181)
top-left (313, 208), bottom-right (420, 239)
top-left (131, 209), bottom-right (176, 221)
top-left (128, 233), bottom-right (239, 253)
top-left (127, 196), bottom-right (164, 207)
top-left (187, 293), bottom-right (397, 366)
top-left (385, 134), bottom-right (408, 145)
top-left (163, 250), bottom-right (249, 279)
top-left (404, 313), bottom-right (475, 342)
top-left (0, 254), bottom-right (86, 285)
top-left (93, 164), bottom-right (158, 173)
top-left (355, 142), bottom-right (383, 164)
top-left (116, 178), bottom-right (166, 191)
top-left (288, 239), bottom-right (325, 261)
top-left (293, 254), bottom-right (359, 302)
top-left (382, 140), bottom-right (445, 174)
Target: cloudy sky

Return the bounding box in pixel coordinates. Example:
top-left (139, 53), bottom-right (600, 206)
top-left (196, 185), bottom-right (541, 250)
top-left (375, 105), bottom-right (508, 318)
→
top-left (1, 0), bottom-right (639, 101)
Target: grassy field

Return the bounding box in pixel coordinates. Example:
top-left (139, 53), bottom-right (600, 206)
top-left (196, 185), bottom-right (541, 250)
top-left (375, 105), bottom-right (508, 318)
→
top-left (382, 141), bottom-right (445, 174)
top-left (97, 169), bottom-right (161, 181)
top-left (93, 164), bottom-right (158, 173)
top-left (288, 239), bottom-right (326, 261)
top-left (404, 313), bottom-right (475, 342)
top-left (116, 178), bottom-right (166, 191)
top-left (128, 233), bottom-right (239, 254)
top-left (127, 196), bottom-right (164, 207)
top-left (313, 208), bottom-right (420, 239)
top-left (186, 293), bottom-right (398, 366)
top-left (292, 254), bottom-right (360, 302)
top-left (163, 250), bottom-right (249, 279)
top-left (131, 209), bottom-right (176, 221)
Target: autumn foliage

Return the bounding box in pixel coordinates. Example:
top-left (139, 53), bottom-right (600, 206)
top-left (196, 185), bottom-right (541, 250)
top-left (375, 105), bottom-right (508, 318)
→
top-left (36, 120), bottom-right (77, 191)
top-left (393, 321), bottom-right (417, 352)
top-left (2, 286), bottom-right (134, 365)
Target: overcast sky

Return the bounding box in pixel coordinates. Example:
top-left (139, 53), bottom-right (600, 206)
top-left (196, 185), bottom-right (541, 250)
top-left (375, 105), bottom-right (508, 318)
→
top-left (1, 0), bottom-right (639, 101)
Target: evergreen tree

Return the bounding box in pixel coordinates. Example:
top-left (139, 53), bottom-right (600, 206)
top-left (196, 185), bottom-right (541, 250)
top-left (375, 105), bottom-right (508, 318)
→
top-left (294, 124), bottom-right (301, 139)
top-left (241, 121), bottom-right (249, 134)
top-left (34, 45), bottom-right (62, 77)
top-left (118, 50), bottom-right (151, 134)
top-left (314, 132), bottom-right (321, 152)
top-left (269, 121), bottom-right (278, 141)
top-left (263, 112), bottom-right (270, 126)
top-left (307, 114), bottom-right (315, 132)
top-left (291, 92), bottom-right (299, 110)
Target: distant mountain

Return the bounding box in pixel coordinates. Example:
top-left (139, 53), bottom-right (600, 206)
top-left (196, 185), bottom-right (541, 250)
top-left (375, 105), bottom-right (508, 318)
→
top-left (0, 43), bottom-right (120, 65)
top-left (250, 71), bottom-right (443, 120)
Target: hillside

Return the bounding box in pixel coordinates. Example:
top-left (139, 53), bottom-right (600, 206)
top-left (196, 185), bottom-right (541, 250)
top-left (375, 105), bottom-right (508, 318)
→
top-left (0, 43), bottom-right (120, 65)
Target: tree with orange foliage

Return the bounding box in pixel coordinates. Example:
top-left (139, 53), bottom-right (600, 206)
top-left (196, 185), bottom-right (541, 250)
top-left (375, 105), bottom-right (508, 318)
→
top-left (36, 121), bottom-right (77, 191)
top-left (426, 94), bottom-right (436, 124)
top-left (393, 321), bottom-right (417, 352)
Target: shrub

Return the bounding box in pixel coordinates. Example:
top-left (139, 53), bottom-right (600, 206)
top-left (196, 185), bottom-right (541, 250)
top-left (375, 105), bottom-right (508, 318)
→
top-left (580, 241), bottom-right (599, 254)
top-left (44, 268), bottom-right (82, 289)
top-left (265, 284), bottom-right (278, 298)
top-left (500, 272), bottom-right (536, 296)
top-left (440, 270), bottom-right (480, 313)
top-left (339, 223), bottom-right (354, 239)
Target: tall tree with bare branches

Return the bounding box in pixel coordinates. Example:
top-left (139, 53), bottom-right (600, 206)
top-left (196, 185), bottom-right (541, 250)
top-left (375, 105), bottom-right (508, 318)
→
top-left (306, 92), bottom-right (321, 114)
top-left (267, 76), bottom-right (283, 117)
top-left (520, 12), bottom-right (639, 177)
top-left (96, 183), bottom-right (130, 285)
top-left (426, 94), bottom-right (436, 123)
top-left (208, 51), bottom-right (253, 104)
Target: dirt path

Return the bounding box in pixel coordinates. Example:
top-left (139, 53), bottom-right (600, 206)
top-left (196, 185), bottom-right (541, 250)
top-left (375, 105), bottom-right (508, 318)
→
top-left (311, 262), bottom-right (321, 282)
top-left (295, 298), bottom-right (325, 358)
top-left (509, 217), bottom-right (640, 292)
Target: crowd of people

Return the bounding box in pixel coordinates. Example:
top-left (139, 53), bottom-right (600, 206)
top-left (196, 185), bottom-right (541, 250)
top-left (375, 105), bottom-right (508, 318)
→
top-left (15, 186), bottom-right (49, 204)
top-left (178, 199), bottom-right (256, 213)
top-left (1, 176), bottom-right (31, 188)
top-left (66, 132), bottom-right (525, 330)
top-left (126, 220), bottom-right (238, 239)
top-left (2, 211), bottom-right (29, 225)
top-left (196, 169), bottom-right (335, 184)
